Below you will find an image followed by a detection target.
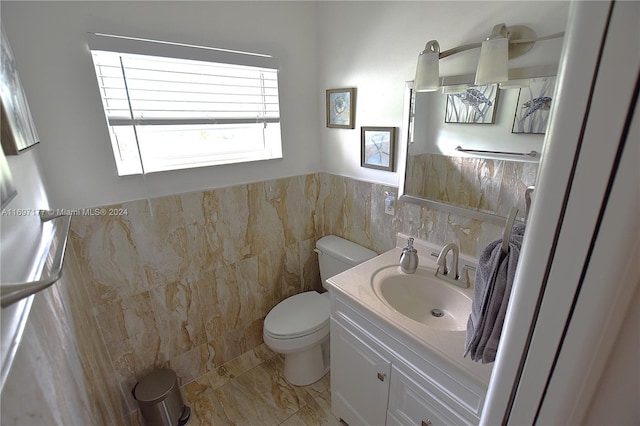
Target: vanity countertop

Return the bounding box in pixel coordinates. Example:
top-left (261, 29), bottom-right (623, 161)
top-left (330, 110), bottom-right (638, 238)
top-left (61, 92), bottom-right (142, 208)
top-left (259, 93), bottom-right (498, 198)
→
top-left (326, 237), bottom-right (494, 388)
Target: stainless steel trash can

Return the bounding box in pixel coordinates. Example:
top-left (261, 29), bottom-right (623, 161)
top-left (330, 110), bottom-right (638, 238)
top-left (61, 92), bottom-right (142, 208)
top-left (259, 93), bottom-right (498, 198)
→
top-left (133, 368), bottom-right (190, 426)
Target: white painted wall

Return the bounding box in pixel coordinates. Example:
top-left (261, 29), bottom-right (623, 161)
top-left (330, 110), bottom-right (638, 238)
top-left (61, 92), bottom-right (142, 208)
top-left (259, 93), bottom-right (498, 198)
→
top-left (1, 1), bottom-right (321, 209)
top-left (316, 1), bottom-right (568, 186)
top-left (2, 1), bottom-right (569, 208)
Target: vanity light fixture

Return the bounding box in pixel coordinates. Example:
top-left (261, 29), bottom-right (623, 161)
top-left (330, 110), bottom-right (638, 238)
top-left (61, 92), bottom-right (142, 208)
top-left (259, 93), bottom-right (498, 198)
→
top-left (414, 40), bottom-right (440, 92)
top-left (414, 24), bottom-right (563, 92)
top-left (475, 24), bottom-right (509, 85)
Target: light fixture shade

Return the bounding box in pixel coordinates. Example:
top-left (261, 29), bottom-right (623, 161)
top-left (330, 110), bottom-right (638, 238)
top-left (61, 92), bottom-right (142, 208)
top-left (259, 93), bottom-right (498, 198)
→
top-left (414, 40), bottom-right (440, 92)
top-left (475, 25), bottom-right (509, 85)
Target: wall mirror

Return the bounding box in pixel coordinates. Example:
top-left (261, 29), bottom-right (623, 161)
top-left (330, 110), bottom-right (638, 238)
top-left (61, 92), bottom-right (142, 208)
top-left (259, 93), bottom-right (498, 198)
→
top-left (398, 66), bottom-right (557, 223)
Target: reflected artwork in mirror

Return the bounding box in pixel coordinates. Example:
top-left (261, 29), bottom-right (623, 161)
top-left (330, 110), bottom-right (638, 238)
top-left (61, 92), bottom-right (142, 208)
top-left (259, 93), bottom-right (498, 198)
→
top-left (512, 76), bottom-right (557, 134)
top-left (445, 84), bottom-right (498, 124)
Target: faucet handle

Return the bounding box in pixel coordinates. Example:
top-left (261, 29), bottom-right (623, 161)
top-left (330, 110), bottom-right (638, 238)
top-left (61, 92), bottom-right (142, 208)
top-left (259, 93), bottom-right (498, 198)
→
top-left (461, 264), bottom-right (476, 287)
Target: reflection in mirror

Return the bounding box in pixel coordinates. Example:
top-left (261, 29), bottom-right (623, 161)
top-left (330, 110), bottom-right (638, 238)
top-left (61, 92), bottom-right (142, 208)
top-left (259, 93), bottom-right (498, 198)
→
top-left (405, 152), bottom-right (538, 222)
top-left (399, 74), bottom-right (555, 223)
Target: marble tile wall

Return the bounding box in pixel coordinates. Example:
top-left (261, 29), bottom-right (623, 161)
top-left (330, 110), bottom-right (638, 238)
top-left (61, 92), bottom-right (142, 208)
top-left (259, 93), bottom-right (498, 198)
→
top-left (68, 174), bottom-right (323, 418)
top-left (4, 163), bottom-right (533, 422)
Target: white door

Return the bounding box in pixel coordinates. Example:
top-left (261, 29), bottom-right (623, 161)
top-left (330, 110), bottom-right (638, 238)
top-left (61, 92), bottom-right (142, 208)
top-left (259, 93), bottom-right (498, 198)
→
top-left (481, 1), bottom-right (640, 424)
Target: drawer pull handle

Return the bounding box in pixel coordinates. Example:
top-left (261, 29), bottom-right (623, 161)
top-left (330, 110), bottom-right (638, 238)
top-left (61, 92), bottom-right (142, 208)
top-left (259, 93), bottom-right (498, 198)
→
top-left (421, 420), bottom-right (432, 426)
top-left (377, 372), bottom-right (386, 382)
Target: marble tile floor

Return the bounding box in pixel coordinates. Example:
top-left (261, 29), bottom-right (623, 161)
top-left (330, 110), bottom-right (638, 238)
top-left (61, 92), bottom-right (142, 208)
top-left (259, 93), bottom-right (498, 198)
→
top-left (157, 344), bottom-right (342, 426)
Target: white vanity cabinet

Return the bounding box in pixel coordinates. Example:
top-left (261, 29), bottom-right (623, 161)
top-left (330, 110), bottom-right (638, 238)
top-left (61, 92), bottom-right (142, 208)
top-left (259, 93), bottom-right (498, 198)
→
top-left (330, 293), bottom-right (486, 426)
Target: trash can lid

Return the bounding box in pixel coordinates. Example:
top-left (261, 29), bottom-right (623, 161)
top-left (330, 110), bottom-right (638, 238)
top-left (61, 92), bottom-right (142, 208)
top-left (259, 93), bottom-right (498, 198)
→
top-left (134, 368), bottom-right (177, 404)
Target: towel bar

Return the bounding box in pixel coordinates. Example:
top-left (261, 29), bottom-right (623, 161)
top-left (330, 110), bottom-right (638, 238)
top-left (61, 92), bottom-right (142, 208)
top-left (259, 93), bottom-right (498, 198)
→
top-left (455, 146), bottom-right (538, 158)
top-left (0, 215), bottom-right (71, 308)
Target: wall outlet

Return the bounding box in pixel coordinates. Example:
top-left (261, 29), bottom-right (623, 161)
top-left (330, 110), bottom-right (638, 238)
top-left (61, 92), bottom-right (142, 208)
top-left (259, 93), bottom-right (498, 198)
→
top-left (384, 194), bottom-right (395, 216)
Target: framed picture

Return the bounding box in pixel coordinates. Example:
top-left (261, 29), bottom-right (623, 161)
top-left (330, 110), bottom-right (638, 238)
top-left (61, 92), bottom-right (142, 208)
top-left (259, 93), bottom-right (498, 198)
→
top-left (512, 76), bottom-right (557, 134)
top-left (1, 27), bottom-right (40, 155)
top-left (326, 88), bottom-right (356, 128)
top-left (445, 84), bottom-right (498, 124)
top-left (0, 147), bottom-right (17, 208)
top-left (361, 126), bottom-right (396, 171)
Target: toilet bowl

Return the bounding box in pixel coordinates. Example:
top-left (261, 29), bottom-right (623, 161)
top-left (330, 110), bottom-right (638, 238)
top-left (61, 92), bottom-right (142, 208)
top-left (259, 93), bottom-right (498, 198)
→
top-left (263, 291), bottom-right (330, 386)
top-left (263, 235), bottom-right (377, 386)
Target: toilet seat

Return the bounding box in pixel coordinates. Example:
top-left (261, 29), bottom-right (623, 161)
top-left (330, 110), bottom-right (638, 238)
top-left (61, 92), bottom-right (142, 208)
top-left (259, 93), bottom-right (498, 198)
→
top-left (264, 291), bottom-right (330, 339)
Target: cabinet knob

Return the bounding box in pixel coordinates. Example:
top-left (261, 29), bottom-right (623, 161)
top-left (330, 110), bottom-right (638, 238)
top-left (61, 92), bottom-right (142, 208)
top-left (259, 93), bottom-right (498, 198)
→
top-left (377, 372), bottom-right (386, 382)
top-left (421, 420), bottom-right (432, 426)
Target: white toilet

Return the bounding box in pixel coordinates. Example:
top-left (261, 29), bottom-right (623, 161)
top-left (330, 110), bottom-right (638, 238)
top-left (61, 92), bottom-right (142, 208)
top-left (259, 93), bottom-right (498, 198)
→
top-left (263, 235), bottom-right (377, 386)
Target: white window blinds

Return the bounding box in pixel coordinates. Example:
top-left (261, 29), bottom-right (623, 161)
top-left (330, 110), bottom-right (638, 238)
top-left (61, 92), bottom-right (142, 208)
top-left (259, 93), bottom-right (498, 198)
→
top-left (88, 33), bottom-right (282, 176)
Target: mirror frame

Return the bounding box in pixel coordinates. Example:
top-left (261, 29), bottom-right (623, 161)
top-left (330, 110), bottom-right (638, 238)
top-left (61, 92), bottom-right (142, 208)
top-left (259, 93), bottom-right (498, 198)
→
top-left (398, 65), bottom-right (558, 224)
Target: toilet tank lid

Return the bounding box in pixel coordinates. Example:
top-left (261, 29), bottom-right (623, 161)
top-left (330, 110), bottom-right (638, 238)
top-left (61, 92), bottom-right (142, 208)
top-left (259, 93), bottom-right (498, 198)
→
top-left (316, 235), bottom-right (377, 266)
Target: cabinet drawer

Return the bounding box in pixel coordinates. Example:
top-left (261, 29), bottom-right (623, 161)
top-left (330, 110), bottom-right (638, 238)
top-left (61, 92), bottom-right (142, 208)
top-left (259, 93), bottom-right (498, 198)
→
top-left (388, 366), bottom-right (474, 426)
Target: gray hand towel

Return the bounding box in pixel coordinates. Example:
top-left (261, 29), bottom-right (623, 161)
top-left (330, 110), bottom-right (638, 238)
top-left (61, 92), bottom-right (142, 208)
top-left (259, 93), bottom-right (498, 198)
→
top-left (464, 224), bottom-right (525, 363)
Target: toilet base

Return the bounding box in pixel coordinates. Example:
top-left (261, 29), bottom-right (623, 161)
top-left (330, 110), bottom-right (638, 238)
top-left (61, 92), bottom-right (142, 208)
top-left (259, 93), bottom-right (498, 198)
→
top-left (282, 338), bottom-right (329, 386)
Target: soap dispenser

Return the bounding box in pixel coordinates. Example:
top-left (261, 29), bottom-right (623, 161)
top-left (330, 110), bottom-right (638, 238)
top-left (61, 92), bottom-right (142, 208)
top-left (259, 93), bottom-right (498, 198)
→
top-left (399, 237), bottom-right (418, 274)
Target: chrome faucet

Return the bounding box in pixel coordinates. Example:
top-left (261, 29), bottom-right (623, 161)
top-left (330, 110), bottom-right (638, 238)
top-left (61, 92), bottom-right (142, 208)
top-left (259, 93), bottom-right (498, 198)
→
top-left (399, 237), bottom-right (419, 274)
top-left (435, 242), bottom-right (470, 288)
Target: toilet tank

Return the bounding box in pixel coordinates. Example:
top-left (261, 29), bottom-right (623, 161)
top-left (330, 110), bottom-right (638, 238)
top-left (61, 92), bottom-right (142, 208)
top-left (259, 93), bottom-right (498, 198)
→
top-left (315, 236), bottom-right (377, 289)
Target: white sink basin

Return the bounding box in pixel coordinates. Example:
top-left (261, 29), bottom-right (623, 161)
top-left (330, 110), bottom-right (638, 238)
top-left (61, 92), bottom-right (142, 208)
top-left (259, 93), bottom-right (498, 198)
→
top-left (371, 265), bottom-right (472, 331)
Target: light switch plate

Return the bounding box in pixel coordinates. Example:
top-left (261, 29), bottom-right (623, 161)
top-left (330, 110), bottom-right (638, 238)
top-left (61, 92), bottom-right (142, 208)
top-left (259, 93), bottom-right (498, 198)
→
top-left (384, 195), bottom-right (395, 216)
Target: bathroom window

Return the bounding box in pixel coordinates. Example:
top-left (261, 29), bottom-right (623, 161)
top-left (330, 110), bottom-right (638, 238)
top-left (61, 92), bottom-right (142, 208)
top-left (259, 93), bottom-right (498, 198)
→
top-left (88, 33), bottom-right (282, 176)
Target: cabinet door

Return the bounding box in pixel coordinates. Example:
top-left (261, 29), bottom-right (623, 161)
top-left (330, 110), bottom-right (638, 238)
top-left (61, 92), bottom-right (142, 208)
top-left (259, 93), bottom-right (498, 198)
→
top-left (387, 366), bottom-right (471, 426)
top-left (331, 318), bottom-right (391, 425)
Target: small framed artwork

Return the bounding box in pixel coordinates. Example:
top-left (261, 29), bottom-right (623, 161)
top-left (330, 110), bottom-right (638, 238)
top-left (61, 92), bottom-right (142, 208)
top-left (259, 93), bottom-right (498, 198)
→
top-left (445, 84), bottom-right (498, 124)
top-left (512, 76), bottom-right (557, 134)
top-left (361, 126), bottom-right (396, 171)
top-left (326, 88), bottom-right (356, 128)
top-left (1, 27), bottom-right (40, 155)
